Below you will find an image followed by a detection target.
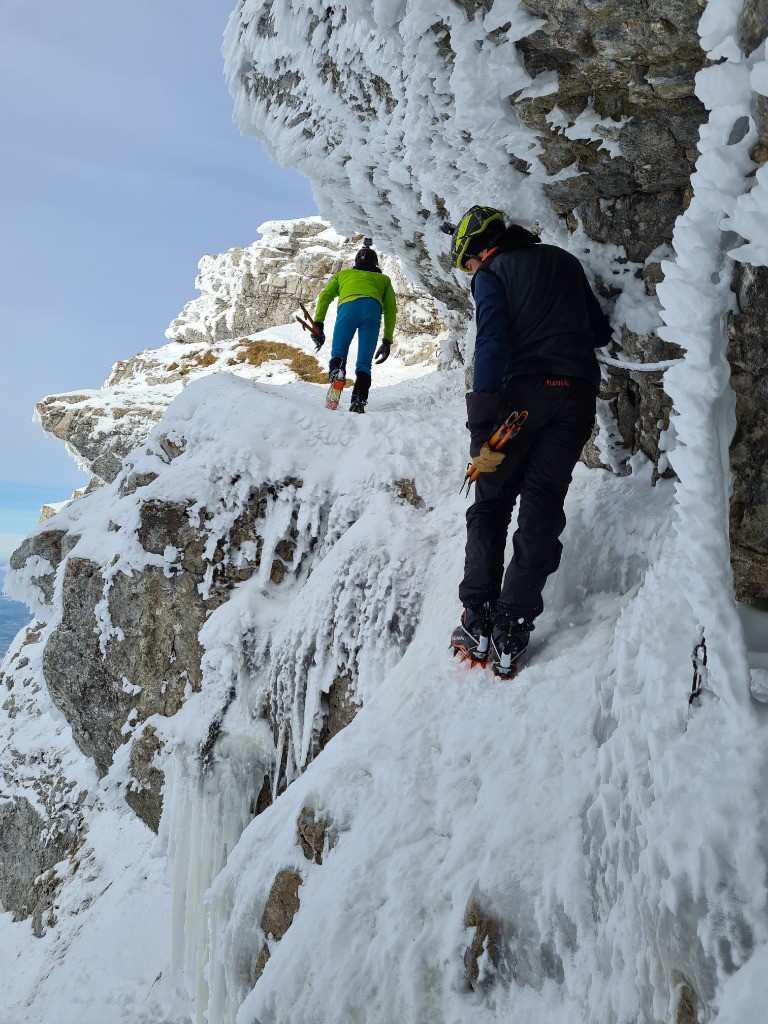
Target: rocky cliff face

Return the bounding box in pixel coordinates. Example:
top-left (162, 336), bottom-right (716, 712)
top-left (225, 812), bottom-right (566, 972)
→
top-left (224, 0), bottom-right (768, 599)
top-left (724, 9), bottom-right (768, 602)
top-left (35, 217), bottom-right (446, 488)
top-left (3, 354), bottom-right (441, 938)
top-left (2, 218), bottom-right (446, 942)
top-left (167, 216), bottom-right (447, 362)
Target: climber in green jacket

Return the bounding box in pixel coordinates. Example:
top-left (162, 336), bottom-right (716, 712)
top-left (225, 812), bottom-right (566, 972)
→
top-left (313, 241), bottom-right (396, 413)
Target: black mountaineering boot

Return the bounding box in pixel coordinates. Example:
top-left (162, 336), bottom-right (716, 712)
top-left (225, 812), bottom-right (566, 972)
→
top-left (450, 604), bottom-right (493, 667)
top-left (350, 371), bottom-right (371, 414)
top-left (490, 605), bottom-right (534, 678)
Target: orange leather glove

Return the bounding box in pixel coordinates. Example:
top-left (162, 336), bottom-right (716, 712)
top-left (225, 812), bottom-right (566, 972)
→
top-left (471, 444), bottom-right (505, 474)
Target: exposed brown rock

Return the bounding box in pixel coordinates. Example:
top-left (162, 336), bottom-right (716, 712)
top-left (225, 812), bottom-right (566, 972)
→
top-left (125, 727), bottom-right (165, 833)
top-left (393, 478), bottom-right (425, 509)
top-left (252, 943), bottom-right (271, 984)
top-left (672, 971), bottom-right (698, 1024)
top-left (260, 869), bottom-right (302, 940)
top-left (463, 898), bottom-right (506, 988)
top-left (319, 669), bottom-right (360, 750)
top-left (270, 560), bottom-right (286, 584)
top-left (297, 807), bottom-right (329, 865)
top-left (253, 774), bottom-right (273, 816)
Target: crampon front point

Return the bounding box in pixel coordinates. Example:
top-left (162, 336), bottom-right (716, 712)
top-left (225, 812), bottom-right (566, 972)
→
top-left (450, 642), bottom-right (489, 669)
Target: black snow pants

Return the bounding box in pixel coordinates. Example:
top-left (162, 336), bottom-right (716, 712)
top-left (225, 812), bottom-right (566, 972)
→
top-left (459, 374), bottom-right (597, 620)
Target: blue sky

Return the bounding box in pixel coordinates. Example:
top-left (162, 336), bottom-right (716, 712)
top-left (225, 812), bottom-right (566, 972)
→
top-left (0, 482), bottom-right (75, 564)
top-left (1, 0), bottom-right (316, 558)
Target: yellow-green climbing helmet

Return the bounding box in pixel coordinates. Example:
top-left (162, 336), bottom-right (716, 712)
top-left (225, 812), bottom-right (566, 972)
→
top-left (450, 206), bottom-right (505, 272)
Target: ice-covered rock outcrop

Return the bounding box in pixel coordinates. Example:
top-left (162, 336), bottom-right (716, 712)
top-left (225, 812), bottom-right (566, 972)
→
top-left (167, 216), bottom-right (447, 361)
top-left (35, 217), bottom-right (447, 486)
top-left (224, 0), bottom-right (768, 598)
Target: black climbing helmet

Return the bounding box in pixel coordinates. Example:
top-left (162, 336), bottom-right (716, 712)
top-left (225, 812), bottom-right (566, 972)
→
top-left (443, 205), bottom-right (505, 273)
top-left (355, 243), bottom-right (379, 270)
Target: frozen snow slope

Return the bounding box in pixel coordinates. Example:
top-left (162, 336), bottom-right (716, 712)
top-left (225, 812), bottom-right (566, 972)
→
top-left (168, 390), bottom-right (768, 1024)
top-left (4, 359), bottom-right (766, 1024)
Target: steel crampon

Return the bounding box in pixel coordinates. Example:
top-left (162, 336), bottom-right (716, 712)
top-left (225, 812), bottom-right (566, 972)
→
top-left (449, 631), bottom-right (490, 669)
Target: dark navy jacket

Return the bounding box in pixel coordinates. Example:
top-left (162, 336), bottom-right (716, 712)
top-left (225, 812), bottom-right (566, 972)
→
top-left (471, 234), bottom-right (611, 393)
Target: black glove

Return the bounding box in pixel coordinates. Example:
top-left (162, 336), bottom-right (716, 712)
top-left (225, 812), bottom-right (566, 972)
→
top-left (313, 321), bottom-right (325, 351)
top-left (465, 391), bottom-right (503, 457)
top-left (374, 339), bottom-right (391, 364)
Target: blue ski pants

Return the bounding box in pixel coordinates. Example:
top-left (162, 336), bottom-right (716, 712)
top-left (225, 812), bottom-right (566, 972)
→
top-left (330, 297), bottom-right (382, 376)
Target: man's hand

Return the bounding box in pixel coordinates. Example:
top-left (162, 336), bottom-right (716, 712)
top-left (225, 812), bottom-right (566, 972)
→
top-left (470, 444), bottom-right (505, 474)
top-left (374, 339), bottom-right (391, 364)
top-left (313, 321), bottom-right (325, 351)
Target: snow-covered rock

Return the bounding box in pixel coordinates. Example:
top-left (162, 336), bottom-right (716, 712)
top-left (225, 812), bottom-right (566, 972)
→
top-left (3, 2), bottom-right (768, 1023)
top-left (223, 0), bottom-right (768, 601)
top-left (167, 217), bottom-right (448, 363)
top-left (34, 218), bottom-right (448, 486)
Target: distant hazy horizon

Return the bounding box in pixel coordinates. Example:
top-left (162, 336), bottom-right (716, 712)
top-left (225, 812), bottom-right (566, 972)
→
top-left (0, 564), bottom-right (33, 659)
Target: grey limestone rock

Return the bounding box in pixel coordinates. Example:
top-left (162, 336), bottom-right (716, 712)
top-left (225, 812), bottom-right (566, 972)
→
top-left (738, 0), bottom-right (768, 56)
top-left (36, 391), bottom-right (168, 485)
top-left (727, 262), bottom-right (768, 602)
top-left (39, 484), bottom-right (304, 826)
top-left (9, 528), bottom-right (79, 607)
top-left (42, 554), bottom-right (201, 776)
top-left (0, 790), bottom-right (82, 935)
top-left (124, 726), bottom-right (165, 833)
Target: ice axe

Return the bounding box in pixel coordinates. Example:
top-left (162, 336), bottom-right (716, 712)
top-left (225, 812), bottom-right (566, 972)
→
top-left (295, 302), bottom-right (324, 350)
top-left (460, 410), bottom-right (529, 496)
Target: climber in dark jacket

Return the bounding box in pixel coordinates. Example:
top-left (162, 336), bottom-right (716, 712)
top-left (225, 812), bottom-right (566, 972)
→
top-left (446, 206), bottom-right (612, 676)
